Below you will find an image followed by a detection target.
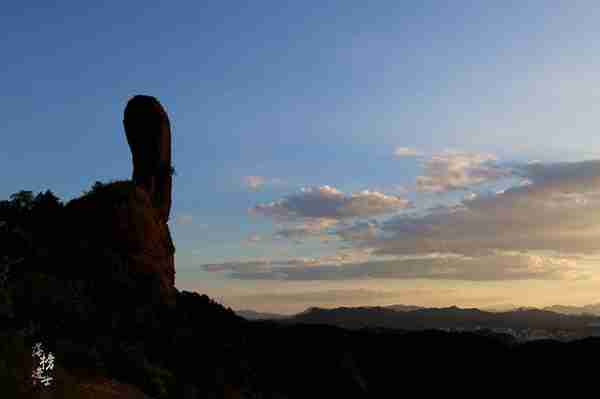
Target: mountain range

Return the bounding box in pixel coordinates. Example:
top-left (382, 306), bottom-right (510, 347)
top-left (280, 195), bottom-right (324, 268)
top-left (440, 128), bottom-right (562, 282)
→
top-left (236, 303), bottom-right (600, 334)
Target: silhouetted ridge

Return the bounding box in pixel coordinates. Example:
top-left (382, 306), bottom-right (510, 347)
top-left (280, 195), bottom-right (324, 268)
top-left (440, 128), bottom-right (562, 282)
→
top-left (291, 305), bottom-right (600, 333)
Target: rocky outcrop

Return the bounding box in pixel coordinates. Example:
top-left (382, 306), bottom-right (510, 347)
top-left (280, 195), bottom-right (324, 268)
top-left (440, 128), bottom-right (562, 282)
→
top-left (66, 181), bottom-right (175, 303)
top-left (64, 95), bottom-right (176, 304)
top-left (123, 95), bottom-right (172, 223)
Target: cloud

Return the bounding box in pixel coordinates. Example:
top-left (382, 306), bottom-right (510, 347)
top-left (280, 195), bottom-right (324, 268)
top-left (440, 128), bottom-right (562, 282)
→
top-left (252, 186), bottom-right (410, 221)
top-left (248, 233), bottom-right (262, 242)
top-left (201, 250), bottom-right (582, 281)
top-left (377, 160), bottom-right (600, 256)
top-left (243, 176), bottom-right (284, 190)
top-left (208, 161), bottom-right (600, 283)
top-left (335, 220), bottom-right (381, 242)
top-left (231, 157), bottom-right (600, 284)
top-left (242, 233), bottom-right (263, 244)
top-left (394, 147), bottom-right (422, 157)
top-left (275, 218), bottom-right (339, 240)
top-left (368, 185), bottom-right (409, 197)
top-left (516, 159), bottom-right (600, 188)
top-left (243, 175), bottom-right (266, 190)
top-left (415, 150), bottom-right (511, 192)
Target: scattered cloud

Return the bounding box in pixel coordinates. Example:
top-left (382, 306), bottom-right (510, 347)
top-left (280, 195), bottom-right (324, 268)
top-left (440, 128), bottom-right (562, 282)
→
top-left (275, 218), bottom-right (339, 240)
top-left (370, 184), bottom-right (408, 196)
top-left (391, 147), bottom-right (513, 193)
top-left (251, 186), bottom-right (409, 242)
top-left (201, 250), bottom-right (582, 281)
top-left (208, 161), bottom-right (600, 283)
top-left (243, 176), bottom-right (284, 190)
top-left (394, 147), bottom-right (422, 157)
top-left (464, 192), bottom-right (478, 201)
top-left (252, 185), bottom-right (410, 221)
top-left (218, 155), bottom-right (600, 288)
top-left (388, 184), bottom-right (408, 195)
top-left (376, 160), bottom-right (600, 257)
top-left (515, 159), bottom-right (600, 188)
top-left (243, 175), bottom-right (265, 190)
top-left (242, 233), bottom-right (263, 244)
top-left (415, 150), bottom-right (511, 192)
top-left (248, 233), bottom-right (262, 242)
top-left (335, 220), bottom-right (381, 242)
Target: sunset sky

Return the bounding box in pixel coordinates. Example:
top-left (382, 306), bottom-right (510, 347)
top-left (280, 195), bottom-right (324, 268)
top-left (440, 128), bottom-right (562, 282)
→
top-left (4, 2), bottom-right (600, 313)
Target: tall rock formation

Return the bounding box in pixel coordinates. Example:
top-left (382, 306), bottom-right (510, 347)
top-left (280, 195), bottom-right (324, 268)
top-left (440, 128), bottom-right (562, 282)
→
top-left (65, 95), bottom-right (176, 304)
top-left (123, 95), bottom-right (172, 223)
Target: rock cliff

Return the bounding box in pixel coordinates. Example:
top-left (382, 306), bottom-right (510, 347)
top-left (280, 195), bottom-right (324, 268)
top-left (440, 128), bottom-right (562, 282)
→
top-left (65, 95), bottom-right (176, 304)
top-left (123, 95), bottom-right (172, 223)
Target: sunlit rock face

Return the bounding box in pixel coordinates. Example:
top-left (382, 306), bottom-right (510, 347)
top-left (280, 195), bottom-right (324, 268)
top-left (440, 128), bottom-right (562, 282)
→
top-left (123, 95), bottom-right (172, 223)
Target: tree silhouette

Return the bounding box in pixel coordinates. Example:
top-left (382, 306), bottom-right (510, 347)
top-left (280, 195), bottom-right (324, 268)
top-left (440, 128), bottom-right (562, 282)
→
top-left (8, 191), bottom-right (34, 211)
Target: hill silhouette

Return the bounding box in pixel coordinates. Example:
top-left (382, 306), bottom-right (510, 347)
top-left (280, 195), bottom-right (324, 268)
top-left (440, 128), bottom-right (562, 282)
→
top-left (543, 303), bottom-right (600, 316)
top-left (289, 305), bottom-right (600, 333)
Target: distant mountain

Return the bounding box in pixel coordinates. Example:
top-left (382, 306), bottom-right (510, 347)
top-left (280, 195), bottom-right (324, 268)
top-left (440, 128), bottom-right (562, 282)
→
top-left (291, 305), bottom-right (600, 333)
top-left (236, 309), bottom-right (289, 320)
top-left (483, 304), bottom-right (539, 312)
top-left (237, 305), bottom-right (423, 320)
top-left (482, 303), bottom-right (600, 316)
top-left (544, 304), bottom-right (600, 316)
top-left (385, 304), bottom-right (423, 312)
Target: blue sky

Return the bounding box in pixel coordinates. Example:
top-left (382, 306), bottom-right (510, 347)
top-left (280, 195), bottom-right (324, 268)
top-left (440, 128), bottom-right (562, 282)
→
top-left (4, 2), bottom-right (600, 313)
